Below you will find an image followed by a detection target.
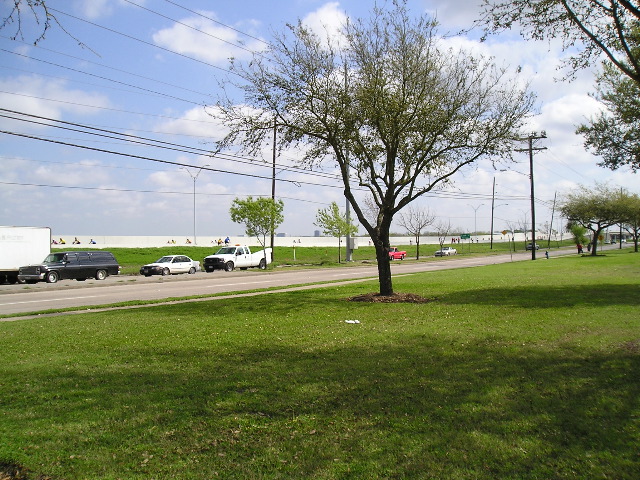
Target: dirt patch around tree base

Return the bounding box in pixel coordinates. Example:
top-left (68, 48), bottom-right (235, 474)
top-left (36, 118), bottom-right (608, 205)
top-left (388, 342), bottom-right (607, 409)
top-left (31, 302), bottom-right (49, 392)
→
top-left (348, 292), bottom-right (436, 303)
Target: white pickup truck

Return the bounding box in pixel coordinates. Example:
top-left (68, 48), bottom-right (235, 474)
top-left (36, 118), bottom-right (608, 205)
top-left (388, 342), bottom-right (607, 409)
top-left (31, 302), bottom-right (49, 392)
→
top-left (203, 245), bottom-right (272, 272)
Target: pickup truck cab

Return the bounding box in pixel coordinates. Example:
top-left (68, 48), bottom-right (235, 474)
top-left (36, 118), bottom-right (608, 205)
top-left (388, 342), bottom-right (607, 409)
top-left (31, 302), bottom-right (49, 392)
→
top-left (204, 245), bottom-right (272, 272)
top-left (388, 247), bottom-right (406, 260)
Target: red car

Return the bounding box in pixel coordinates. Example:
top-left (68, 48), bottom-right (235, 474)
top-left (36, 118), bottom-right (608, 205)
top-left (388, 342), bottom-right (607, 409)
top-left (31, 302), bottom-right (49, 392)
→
top-left (388, 247), bottom-right (406, 260)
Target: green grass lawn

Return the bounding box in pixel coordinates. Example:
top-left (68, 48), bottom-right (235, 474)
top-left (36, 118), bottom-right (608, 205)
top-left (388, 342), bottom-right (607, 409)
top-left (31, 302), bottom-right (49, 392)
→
top-left (1, 251), bottom-right (638, 479)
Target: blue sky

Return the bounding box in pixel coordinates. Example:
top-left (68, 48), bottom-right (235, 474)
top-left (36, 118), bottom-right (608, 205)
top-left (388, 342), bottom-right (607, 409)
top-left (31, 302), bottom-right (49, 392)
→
top-left (1, 0), bottom-right (637, 239)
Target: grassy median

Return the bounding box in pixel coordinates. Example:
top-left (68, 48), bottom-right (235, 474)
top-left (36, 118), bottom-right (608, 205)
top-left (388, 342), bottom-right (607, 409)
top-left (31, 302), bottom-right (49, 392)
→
top-left (1, 250), bottom-right (638, 479)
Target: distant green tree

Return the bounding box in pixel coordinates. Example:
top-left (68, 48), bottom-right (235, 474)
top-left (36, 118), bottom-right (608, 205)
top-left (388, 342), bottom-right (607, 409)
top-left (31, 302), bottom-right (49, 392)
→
top-left (618, 191), bottom-right (640, 252)
top-left (560, 184), bottom-right (624, 256)
top-left (314, 202), bottom-right (358, 263)
top-left (568, 223), bottom-right (588, 247)
top-left (230, 196), bottom-right (284, 264)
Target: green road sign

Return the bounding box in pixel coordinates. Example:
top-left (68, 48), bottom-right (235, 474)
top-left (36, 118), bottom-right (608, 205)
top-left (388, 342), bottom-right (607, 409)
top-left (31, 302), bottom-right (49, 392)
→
top-left (460, 234), bottom-right (471, 239)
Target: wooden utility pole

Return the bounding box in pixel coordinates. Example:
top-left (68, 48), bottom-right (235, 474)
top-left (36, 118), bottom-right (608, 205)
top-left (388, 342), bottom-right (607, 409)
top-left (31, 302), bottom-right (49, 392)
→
top-left (515, 132), bottom-right (546, 260)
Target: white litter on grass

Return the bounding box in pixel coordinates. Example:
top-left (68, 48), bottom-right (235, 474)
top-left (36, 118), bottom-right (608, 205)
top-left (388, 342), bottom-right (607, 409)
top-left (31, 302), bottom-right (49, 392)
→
top-left (345, 320), bottom-right (361, 324)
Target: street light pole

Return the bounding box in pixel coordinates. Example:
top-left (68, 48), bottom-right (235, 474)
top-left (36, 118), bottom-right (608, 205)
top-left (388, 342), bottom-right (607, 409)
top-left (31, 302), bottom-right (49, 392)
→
top-left (468, 203), bottom-right (484, 246)
top-left (181, 164), bottom-right (209, 246)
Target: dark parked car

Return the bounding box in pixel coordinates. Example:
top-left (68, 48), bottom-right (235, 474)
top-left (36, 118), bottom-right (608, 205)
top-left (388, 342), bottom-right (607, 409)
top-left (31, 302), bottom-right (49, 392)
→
top-left (18, 251), bottom-right (120, 283)
top-left (526, 242), bottom-right (540, 250)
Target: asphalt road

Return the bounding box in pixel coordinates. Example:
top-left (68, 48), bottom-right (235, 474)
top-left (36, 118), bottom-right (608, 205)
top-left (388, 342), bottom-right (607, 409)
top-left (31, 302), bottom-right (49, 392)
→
top-left (0, 247), bottom-right (590, 319)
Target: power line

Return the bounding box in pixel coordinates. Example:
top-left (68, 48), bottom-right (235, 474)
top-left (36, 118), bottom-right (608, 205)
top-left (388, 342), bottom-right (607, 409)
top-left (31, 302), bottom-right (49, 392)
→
top-left (48, 7), bottom-right (241, 78)
top-left (0, 33), bottom-right (216, 99)
top-left (163, 0), bottom-right (270, 48)
top-left (1, 48), bottom-right (206, 105)
top-left (0, 180), bottom-right (330, 205)
top-left (0, 108), bottom-right (346, 182)
top-left (122, 0), bottom-right (264, 58)
top-left (0, 129), bottom-right (349, 189)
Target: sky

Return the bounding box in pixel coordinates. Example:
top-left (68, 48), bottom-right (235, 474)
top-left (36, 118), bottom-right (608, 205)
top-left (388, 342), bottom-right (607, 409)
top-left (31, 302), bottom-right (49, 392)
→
top-left (1, 0), bottom-right (637, 240)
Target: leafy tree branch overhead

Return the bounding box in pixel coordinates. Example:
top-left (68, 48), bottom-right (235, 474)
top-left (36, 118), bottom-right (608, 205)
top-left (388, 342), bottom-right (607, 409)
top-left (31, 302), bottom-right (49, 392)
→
top-left (214, 1), bottom-right (535, 296)
top-left (478, 0), bottom-right (640, 83)
top-left (479, 0), bottom-right (640, 172)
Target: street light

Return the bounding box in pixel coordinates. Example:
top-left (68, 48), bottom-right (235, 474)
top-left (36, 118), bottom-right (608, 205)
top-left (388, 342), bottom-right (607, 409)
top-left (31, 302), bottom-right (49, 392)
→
top-left (468, 203), bottom-right (484, 245)
top-left (490, 203), bottom-right (508, 249)
top-left (181, 164), bottom-right (209, 246)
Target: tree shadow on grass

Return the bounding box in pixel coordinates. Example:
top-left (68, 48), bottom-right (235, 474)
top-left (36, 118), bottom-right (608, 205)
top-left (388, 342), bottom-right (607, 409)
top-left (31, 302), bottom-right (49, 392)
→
top-left (2, 334), bottom-right (639, 479)
top-left (440, 283), bottom-right (640, 308)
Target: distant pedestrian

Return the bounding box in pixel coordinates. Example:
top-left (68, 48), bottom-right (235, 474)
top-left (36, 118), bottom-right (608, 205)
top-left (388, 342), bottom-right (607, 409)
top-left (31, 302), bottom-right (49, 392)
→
top-left (577, 243), bottom-right (583, 254)
top-left (545, 250), bottom-right (549, 260)
top-left (225, 236), bottom-right (230, 245)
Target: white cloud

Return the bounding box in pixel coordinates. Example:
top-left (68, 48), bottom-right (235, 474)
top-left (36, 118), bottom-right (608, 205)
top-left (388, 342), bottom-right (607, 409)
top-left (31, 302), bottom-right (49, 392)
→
top-left (152, 11), bottom-right (266, 64)
top-left (155, 105), bottom-right (229, 140)
top-left (301, 2), bottom-right (348, 46)
top-left (0, 75), bottom-right (111, 131)
top-left (73, 0), bottom-right (146, 20)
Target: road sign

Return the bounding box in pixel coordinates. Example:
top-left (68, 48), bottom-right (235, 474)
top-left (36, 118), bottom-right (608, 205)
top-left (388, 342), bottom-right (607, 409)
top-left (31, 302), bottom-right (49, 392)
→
top-left (460, 234), bottom-right (471, 239)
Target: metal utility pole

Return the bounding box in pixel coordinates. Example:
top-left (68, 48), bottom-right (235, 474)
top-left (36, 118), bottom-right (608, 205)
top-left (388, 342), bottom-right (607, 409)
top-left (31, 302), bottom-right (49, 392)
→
top-left (515, 132), bottom-right (546, 260)
top-left (547, 191), bottom-right (557, 249)
top-left (490, 178), bottom-right (495, 249)
top-left (343, 64), bottom-right (353, 262)
top-left (271, 119), bottom-right (276, 262)
top-left (181, 164), bottom-right (209, 245)
top-left (490, 177), bottom-right (508, 250)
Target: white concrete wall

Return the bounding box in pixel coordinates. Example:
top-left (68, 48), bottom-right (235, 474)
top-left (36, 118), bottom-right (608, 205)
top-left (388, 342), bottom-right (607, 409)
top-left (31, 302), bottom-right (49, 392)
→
top-left (51, 233), bottom-right (539, 249)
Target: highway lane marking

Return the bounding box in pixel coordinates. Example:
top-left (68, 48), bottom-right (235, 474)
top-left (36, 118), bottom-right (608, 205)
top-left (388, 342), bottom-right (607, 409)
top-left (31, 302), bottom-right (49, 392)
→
top-left (0, 295), bottom-right (102, 306)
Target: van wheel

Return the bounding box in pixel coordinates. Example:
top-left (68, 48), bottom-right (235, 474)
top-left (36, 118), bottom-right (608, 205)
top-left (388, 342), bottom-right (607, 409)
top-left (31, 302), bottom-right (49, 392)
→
top-left (95, 269), bottom-right (107, 280)
top-left (46, 271), bottom-right (59, 283)
top-left (225, 261), bottom-right (234, 272)
top-left (258, 259), bottom-right (267, 270)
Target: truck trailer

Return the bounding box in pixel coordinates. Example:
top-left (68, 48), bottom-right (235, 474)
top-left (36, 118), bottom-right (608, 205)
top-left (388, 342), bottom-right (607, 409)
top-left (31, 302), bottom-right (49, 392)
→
top-left (0, 226), bottom-right (51, 284)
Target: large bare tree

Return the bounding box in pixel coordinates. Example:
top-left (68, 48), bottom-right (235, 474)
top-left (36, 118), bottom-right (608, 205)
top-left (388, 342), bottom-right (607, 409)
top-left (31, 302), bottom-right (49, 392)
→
top-left (398, 206), bottom-right (436, 259)
top-left (215, 2), bottom-right (534, 296)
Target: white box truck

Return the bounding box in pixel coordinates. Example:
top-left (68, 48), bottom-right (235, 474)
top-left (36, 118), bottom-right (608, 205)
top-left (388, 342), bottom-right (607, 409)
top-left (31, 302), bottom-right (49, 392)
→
top-left (0, 226), bottom-right (51, 284)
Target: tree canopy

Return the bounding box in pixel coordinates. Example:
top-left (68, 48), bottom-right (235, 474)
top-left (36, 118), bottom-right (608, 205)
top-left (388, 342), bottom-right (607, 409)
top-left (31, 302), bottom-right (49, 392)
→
top-left (478, 0), bottom-right (640, 83)
top-left (577, 54), bottom-right (640, 172)
top-left (229, 196), bottom-right (284, 258)
top-left (559, 183), bottom-right (625, 255)
top-left (480, 1), bottom-right (640, 172)
top-left (216, 2), bottom-right (534, 295)
top-left (314, 202), bottom-right (358, 263)
top-left (618, 190), bottom-right (640, 251)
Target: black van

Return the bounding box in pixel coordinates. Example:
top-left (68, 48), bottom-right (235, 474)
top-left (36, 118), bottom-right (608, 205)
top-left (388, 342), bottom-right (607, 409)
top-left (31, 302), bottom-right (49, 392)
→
top-left (18, 251), bottom-right (121, 283)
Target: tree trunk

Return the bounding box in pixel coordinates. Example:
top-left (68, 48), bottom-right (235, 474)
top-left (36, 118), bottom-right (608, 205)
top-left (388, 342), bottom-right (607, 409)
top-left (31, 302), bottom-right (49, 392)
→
top-left (374, 243), bottom-right (393, 296)
top-left (591, 228), bottom-right (601, 256)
